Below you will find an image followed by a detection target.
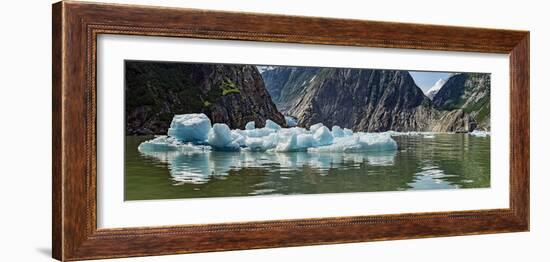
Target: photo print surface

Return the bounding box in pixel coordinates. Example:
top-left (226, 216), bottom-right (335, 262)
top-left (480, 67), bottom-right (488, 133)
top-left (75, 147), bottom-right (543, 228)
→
top-left (124, 61), bottom-right (491, 200)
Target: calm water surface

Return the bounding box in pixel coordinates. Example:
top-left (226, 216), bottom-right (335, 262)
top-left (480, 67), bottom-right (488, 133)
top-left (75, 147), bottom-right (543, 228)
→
top-left (125, 134), bottom-right (490, 200)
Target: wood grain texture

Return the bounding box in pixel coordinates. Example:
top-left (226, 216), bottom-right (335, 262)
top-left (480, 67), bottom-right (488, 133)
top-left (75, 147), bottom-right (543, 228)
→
top-left (509, 35), bottom-right (530, 226)
top-left (52, 2), bottom-right (63, 260)
top-left (52, 1), bottom-right (530, 261)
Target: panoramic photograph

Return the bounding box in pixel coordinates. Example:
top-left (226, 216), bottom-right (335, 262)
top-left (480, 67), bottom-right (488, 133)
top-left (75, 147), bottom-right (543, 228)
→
top-left (124, 60), bottom-right (490, 200)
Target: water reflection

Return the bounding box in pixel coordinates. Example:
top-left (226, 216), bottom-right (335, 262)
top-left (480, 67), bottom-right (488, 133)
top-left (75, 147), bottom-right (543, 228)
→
top-left (125, 134), bottom-right (490, 200)
top-left (407, 162), bottom-right (458, 190)
top-left (139, 149), bottom-right (397, 185)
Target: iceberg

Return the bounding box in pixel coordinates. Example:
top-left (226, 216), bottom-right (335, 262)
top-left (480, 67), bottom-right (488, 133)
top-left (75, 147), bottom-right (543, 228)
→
top-left (265, 119), bottom-right (282, 130)
top-left (230, 130), bottom-right (246, 147)
top-left (137, 135), bottom-right (181, 152)
top-left (275, 134), bottom-right (299, 152)
top-left (167, 113), bottom-right (211, 142)
top-left (343, 128), bottom-right (354, 137)
top-left (309, 123), bottom-right (324, 133)
top-left (239, 127), bottom-right (275, 138)
top-left (207, 123), bottom-right (240, 151)
top-left (296, 134), bottom-right (317, 149)
top-left (470, 130), bottom-right (490, 137)
top-left (313, 126), bottom-right (334, 146)
top-left (245, 121), bottom-right (255, 130)
top-left (244, 137), bottom-right (264, 151)
top-left (140, 114), bottom-right (399, 154)
top-left (137, 114), bottom-right (404, 184)
top-left (278, 126), bottom-right (307, 136)
top-left (332, 125), bottom-right (345, 137)
top-left (138, 135), bottom-right (210, 154)
top-left (244, 133), bottom-right (278, 152)
top-left (285, 116), bottom-right (298, 127)
top-left (309, 133), bottom-right (397, 153)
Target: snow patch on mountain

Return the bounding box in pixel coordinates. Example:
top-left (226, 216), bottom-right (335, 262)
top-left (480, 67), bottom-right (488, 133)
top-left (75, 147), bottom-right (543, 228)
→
top-left (425, 78), bottom-right (447, 100)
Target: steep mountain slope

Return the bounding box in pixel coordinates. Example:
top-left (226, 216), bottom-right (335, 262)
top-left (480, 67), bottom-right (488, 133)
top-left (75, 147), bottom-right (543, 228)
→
top-left (125, 61), bottom-right (285, 135)
top-left (432, 73), bottom-right (490, 129)
top-left (287, 68), bottom-right (442, 132)
top-left (259, 66), bottom-right (320, 111)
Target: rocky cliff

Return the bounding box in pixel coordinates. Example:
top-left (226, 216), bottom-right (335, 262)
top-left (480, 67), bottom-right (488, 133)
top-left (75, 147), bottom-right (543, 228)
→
top-left (125, 61), bottom-right (285, 135)
top-left (432, 73), bottom-right (490, 130)
top-left (259, 66), bottom-right (320, 111)
top-left (287, 68), bottom-right (438, 131)
top-left (262, 67), bottom-right (489, 133)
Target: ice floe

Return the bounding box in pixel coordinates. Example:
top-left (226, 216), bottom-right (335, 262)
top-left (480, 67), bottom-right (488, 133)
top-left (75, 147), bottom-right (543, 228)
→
top-left (310, 133), bottom-right (397, 153)
top-left (265, 119), bottom-right (282, 130)
top-left (245, 121), bottom-right (255, 130)
top-left (207, 123), bottom-right (241, 151)
top-left (167, 113), bottom-right (211, 142)
top-left (285, 116), bottom-right (298, 127)
top-left (140, 114), bottom-right (399, 153)
top-left (331, 125), bottom-right (345, 137)
top-left (470, 130), bottom-right (490, 137)
top-left (309, 123), bottom-right (324, 133)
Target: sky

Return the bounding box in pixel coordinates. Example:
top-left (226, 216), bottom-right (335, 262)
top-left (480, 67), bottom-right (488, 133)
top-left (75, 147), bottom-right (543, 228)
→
top-left (409, 71), bottom-right (452, 93)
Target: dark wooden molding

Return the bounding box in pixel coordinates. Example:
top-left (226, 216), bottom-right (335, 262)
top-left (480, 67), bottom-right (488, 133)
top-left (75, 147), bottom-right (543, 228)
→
top-left (52, 1), bottom-right (530, 261)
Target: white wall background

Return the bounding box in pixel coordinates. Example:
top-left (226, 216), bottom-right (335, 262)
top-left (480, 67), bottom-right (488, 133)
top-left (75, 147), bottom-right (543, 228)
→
top-left (0, 0), bottom-right (546, 261)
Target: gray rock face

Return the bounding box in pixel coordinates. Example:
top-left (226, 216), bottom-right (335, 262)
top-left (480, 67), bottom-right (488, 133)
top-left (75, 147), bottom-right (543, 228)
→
top-left (433, 73), bottom-right (490, 130)
top-left (259, 66), bottom-right (320, 111)
top-left (287, 68), bottom-right (436, 131)
top-left (273, 68), bottom-right (486, 133)
top-left (431, 109), bottom-right (477, 132)
top-left (125, 62), bottom-right (285, 135)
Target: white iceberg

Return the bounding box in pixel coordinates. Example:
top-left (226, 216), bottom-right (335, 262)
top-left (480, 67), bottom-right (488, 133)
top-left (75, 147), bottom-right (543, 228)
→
top-left (137, 116), bottom-right (403, 184)
top-left (138, 135), bottom-right (181, 152)
top-left (244, 137), bottom-right (264, 151)
top-left (309, 123), bottom-right (324, 133)
top-left (309, 133), bottom-right (397, 153)
top-left (265, 119), bottom-right (282, 130)
top-left (207, 123), bottom-right (240, 151)
top-left (278, 126), bottom-right (307, 136)
top-left (470, 130), bottom-right (490, 137)
top-left (313, 126), bottom-right (334, 146)
top-left (343, 128), bottom-right (354, 137)
top-left (245, 121), bottom-right (255, 130)
top-left (138, 135), bottom-right (210, 154)
top-left (140, 114), bottom-right (399, 154)
top-left (230, 130), bottom-right (246, 147)
top-left (239, 127), bottom-right (276, 138)
top-left (296, 134), bottom-right (317, 149)
top-left (167, 113), bottom-right (211, 142)
top-left (332, 125), bottom-right (345, 137)
top-left (285, 116), bottom-right (298, 127)
top-left (275, 134), bottom-right (299, 152)
top-left (244, 133), bottom-right (278, 152)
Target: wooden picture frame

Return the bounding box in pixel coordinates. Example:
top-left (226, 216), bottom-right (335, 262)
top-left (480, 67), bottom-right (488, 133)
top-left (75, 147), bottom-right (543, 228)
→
top-left (52, 1), bottom-right (529, 261)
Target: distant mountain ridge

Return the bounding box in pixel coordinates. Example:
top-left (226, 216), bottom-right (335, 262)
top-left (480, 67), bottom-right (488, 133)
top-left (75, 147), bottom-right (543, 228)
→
top-left (260, 66), bottom-right (490, 132)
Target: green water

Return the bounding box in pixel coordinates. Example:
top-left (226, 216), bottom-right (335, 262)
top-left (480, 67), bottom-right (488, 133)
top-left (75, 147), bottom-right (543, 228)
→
top-left (125, 134), bottom-right (490, 200)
